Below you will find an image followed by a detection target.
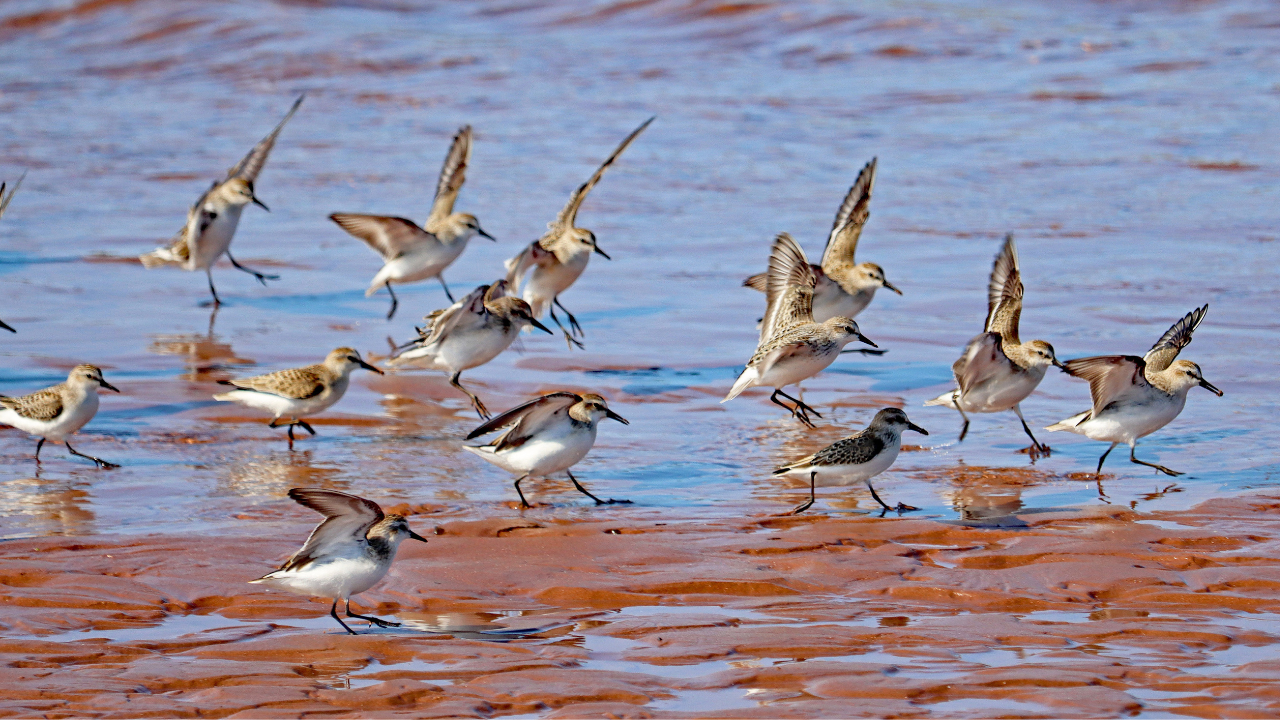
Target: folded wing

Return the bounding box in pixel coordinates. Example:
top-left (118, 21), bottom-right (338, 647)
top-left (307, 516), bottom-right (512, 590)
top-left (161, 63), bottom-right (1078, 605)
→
top-left (465, 392), bottom-right (582, 451)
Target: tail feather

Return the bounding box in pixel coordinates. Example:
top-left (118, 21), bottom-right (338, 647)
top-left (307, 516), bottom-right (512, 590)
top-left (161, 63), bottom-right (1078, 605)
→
top-left (1045, 410), bottom-right (1089, 433)
top-left (923, 390), bottom-right (958, 408)
top-left (722, 366), bottom-right (758, 403)
top-left (139, 247), bottom-right (182, 269)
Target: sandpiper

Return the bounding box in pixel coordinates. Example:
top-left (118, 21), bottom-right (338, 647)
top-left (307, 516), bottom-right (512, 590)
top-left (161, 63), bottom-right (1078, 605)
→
top-left (386, 280), bottom-right (551, 418)
top-left (331, 126), bottom-right (495, 320)
top-left (0, 174), bottom-right (24, 333)
top-left (1047, 305), bottom-right (1221, 477)
top-left (505, 117), bottom-right (654, 348)
top-left (774, 408), bottom-right (928, 514)
top-left (140, 95), bottom-right (303, 306)
top-left (723, 233), bottom-right (877, 427)
top-left (251, 488), bottom-right (428, 634)
top-left (0, 364), bottom-right (120, 468)
top-left (743, 159), bottom-right (900, 324)
top-left (464, 391), bottom-right (630, 507)
top-left (213, 347), bottom-right (383, 446)
top-left (924, 235), bottom-right (1062, 458)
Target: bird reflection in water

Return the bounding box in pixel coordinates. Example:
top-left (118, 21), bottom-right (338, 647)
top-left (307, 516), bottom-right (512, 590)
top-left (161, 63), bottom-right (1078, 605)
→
top-left (147, 307), bottom-right (255, 383)
top-left (221, 449), bottom-right (341, 498)
top-left (0, 475), bottom-right (96, 536)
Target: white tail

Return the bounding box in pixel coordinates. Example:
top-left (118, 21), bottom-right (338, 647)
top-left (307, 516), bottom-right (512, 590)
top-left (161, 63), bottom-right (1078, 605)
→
top-left (721, 366), bottom-right (758, 403)
top-left (1045, 410), bottom-right (1089, 433)
top-left (923, 390), bottom-right (958, 408)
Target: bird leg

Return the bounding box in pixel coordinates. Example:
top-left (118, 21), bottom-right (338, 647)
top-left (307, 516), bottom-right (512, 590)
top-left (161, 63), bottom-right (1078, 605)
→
top-left (776, 388), bottom-right (822, 426)
top-left (201, 269), bottom-right (222, 307)
top-left (449, 372), bottom-right (490, 420)
top-left (385, 281), bottom-right (398, 320)
top-left (1013, 405), bottom-right (1050, 460)
top-left (227, 251), bottom-right (279, 285)
top-left (769, 389), bottom-right (815, 428)
top-left (296, 420), bottom-right (316, 435)
top-left (867, 480), bottom-right (917, 514)
top-left (329, 599), bottom-right (357, 635)
top-left (1096, 442), bottom-right (1117, 477)
top-left (514, 474), bottom-right (531, 508)
top-left (35, 438), bottom-right (44, 463)
top-left (956, 404), bottom-right (970, 443)
top-left (791, 471), bottom-right (817, 514)
top-left (270, 418), bottom-right (315, 448)
top-left (64, 441), bottom-right (118, 469)
top-left (554, 297), bottom-right (584, 338)
top-left (547, 303), bottom-right (584, 350)
top-left (438, 275), bottom-right (455, 303)
top-left (346, 598), bottom-right (400, 628)
top-left (567, 470), bottom-right (630, 506)
top-left (1130, 446), bottom-right (1183, 477)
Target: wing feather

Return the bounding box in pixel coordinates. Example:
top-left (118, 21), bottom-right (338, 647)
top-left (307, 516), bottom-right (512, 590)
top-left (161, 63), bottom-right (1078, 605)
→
top-left (465, 392), bottom-right (581, 451)
top-left (1062, 355), bottom-right (1150, 419)
top-left (550, 117), bottom-right (654, 232)
top-left (952, 331), bottom-right (1010, 395)
top-left (428, 126), bottom-right (471, 226)
top-left (820, 158), bottom-right (876, 270)
top-left (278, 488), bottom-right (383, 572)
top-left (984, 234), bottom-right (1022, 342)
top-left (759, 233), bottom-right (816, 342)
top-left (0, 385), bottom-right (64, 422)
top-left (226, 95), bottom-right (304, 184)
top-left (401, 283), bottom-right (490, 353)
top-left (330, 213), bottom-right (433, 260)
top-left (222, 365), bottom-right (327, 399)
top-left (1144, 305), bottom-right (1208, 372)
top-left (0, 172), bottom-right (25, 221)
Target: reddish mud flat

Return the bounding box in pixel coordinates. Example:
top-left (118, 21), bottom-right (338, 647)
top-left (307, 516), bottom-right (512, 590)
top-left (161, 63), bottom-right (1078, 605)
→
top-left (3, 493), bottom-right (1280, 718)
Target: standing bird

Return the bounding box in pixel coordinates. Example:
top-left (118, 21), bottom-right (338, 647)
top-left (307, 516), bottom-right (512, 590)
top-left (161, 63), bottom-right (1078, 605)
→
top-left (0, 174), bottom-right (25, 333)
top-left (213, 347), bottom-right (383, 446)
top-left (330, 126), bottom-right (495, 320)
top-left (774, 408), bottom-right (928, 514)
top-left (505, 117), bottom-right (654, 349)
top-left (722, 233), bottom-right (878, 427)
top-left (251, 488), bottom-right (428, 634)
top-left (924, 235), bottom-right (1062, 458)
top-left (464, 392), bottom-right (630, 508)
top-left (386, 280), bottom-right (552, 419)
top-left (140, 95), bottom-right (303, 306)
top-left (743, 158), bottom-right (900, 324)
top-left (1047, 305), bottom-right (1221, 477)
top-left (0, 364), bottom-right (119, 468)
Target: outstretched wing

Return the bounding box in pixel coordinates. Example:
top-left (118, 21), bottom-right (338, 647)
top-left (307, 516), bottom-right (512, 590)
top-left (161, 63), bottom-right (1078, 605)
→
top-left (952, 331), bottom-right (1011, 396)
top-left (330, 213), bottom-right (433, 260)
top-left (1144, 305), bottom-right (1208, 372)
top-left (549, 117), bottom-right (654, 232)
top-left (415, 283), bottom-right (490, 348)
top-left (278, 488), bottom-right (384, 572)
top-left (0, 172), bottom-right (25, 221)
top-left (222, 364), bottom-right (327, 400)
top-left (226, 95), bottom-right (304, 184)
top-left (427, 126), bottom-right (471, 226)
top-left (465, 392), bottom-right (581, 451)
top-left (759, 233), bottom-right (816, 342)
top-left (1062, 355), bottom-right (1150, 419)
top-left (984, 234), bottom-right (1022, 343)
top-left (503, 240), bottom-right (552, 292)
top-left (820, 158), bottom-right (876, 271)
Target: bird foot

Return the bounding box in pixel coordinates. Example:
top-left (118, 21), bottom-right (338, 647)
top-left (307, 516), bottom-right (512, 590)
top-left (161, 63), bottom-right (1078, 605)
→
top-left (95, 459), bottom-right (121, 470)
top-left (562, 331), bottom-right (585, 350)
top-left (595, 498), bottom-right (633, 506)
top-left (365, 617), bottom-right (400, 628)
top-left (894, 502), bottom-right (920, 513)
top-left (1018, 443), bottom-right (1051, 461)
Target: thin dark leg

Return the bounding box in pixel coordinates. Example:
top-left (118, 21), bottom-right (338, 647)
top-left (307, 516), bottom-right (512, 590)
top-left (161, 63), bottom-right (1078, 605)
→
top-left (204, 269), bottom-right (222, 307)
top-left (554, 297), bottom-right (583, 337)
top-left (449, 372), bottom-right (489, 419)
top-left (776, 388), bottom-right (822, 425)
top-left (547, 303), bottom-right (584, 350)
top-left (956, 402), bottom-right (970, 442)
top-left (297, 420), bottom-right (316, 436)
top-left (385, 282), bottom-right (398, 320)
top-left (791, 471), bottom-right (817, 514)
top-left (35, 437), bottom-right (44, 463)
top-left (769, 389), bottom-right (814, 428)
top-left (1129, 445), bottom-right (1183, 477)
top-left (330, 599), bottom-right (357, 635)
top-left (64, 441), bottom-right (118, 469)
top-left (227, 251), bottom-right (279, 285)
top-left (346, 598), bottom-right (400, 628)
top-left (567, 469), bottom-right (630, 506)
top-left (514, 474), bottom-right (531, 508)
top-left (1013, 405), bottom-right (1049, 460)
top-left (438, 275), bottom-right (455, 303)
top-left (1096, 442), bottom-right (1116, 477)
top-left (867, 480), bottom-right (918, 514)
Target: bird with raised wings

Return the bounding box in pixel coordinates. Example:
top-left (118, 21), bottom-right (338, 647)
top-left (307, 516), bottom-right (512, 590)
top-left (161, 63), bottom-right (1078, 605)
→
top-left (464, 391), bottom-right (630, 508)
top-left (1047, 305), bottom-right (1221, 477)
top-left (386, 279), bottom-right (551, 419)
top-left (723, 233), bottom-right (878, 427)
top-left (505, 117), bottom-right (654, 349)
top-left (743, 158), bottom-right (900, 325)
top-left (331, 126), bottom-right (495, 320)
top-left (251, 488), bottom-right (428, 634)
top-left (0, 174), bottom-right (24, 333)
top-left (924, 235), bottom-right (1062, 458)
top-left (140, 95), bottom-right (303, 306)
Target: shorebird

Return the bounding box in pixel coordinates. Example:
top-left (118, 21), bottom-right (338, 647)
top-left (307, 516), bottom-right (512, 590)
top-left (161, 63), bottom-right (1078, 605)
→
top-left (743, 158), bottom-right (900, 325)
top-left (723, 233), bottom-right (877, 427)
top-left (0, 174), bottom-right (24, 333)
top-left (505, 117), bottom-right (654, 348)
top-left (251, 488), bottom-right (428, 634)
top-left (774, 407), bottom-right (928, 514)
top-left (1047, 305), bottom-right (1221, 477)
top-left (213, 347), bottom-right (383, 446)
top-left (331, 126), bottom-right (495, 320)
top-left (386, 280), bottom-right (551, 419)
top-left (464, 391), bottom-right (630, 507)
top-left (0, 364), bottom-right (119, 468)
top-left (140, 95), bottom-right (303, 306)
top-left (924, 235), bottom-right (1062, 458)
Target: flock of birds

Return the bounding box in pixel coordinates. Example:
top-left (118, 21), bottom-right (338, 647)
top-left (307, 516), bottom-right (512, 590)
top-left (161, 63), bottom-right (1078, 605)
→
top-left (0, 97), bottom-right (1225, 633)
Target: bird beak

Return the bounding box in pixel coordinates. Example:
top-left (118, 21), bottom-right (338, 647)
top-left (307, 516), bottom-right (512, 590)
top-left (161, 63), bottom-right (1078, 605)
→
top-left (407, 530), bottom-right (429, 543)
top-left (593, 245), bottom-right (611, 260)
top-left (0, 319), bottom-right (14, 333)
top-left (99, 380), bottom-right (120, 393)
top-left (1199, 378), bottom-right (1223, 396)
top-left (605, 409), bottom-right (630, 425)
top-left (529, 318), bottom-right (554, 335)
top-left (907, 422), bottom-right (929, 435)
top-left (252, 195), bottom-right (270, 212)
top-left (856, 332), bottom-right (878, 348)
top-left (1053, 358), bottom-right (1066, 370)
top-left (354, 358), bottom-right (385, 375)
top-left (477, 226), bottom-right (495, 241)
top-left (882, 279), bottom-right (903, 295)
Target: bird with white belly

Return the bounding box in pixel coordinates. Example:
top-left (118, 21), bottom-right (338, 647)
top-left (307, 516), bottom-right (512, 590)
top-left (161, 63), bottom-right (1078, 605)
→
top-left (0, 364), bottom-right (120, 468)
